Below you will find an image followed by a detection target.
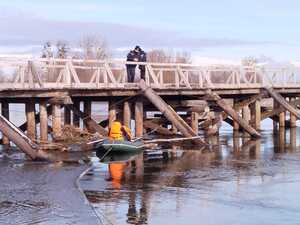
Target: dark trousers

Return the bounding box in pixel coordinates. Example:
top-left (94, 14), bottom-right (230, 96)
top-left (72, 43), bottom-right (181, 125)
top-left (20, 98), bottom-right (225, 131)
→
top-left (139, 65), bottom-right (145, 80)
top-left (126, 66), bottom-right (136, 82)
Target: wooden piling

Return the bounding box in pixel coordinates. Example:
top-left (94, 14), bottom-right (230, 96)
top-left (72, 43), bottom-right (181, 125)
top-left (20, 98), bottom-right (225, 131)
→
top-left (242, 106), bottom-right (251, 137)
top-left (84, 100), bottom-right (92, 131)
top-left (1, 101), bottom-right (10, 145)
top-left (39, 101), bottom-right (48, 141)
top-left (209, 92), bottom-right (260, 138)
top-left (191, 112), bottom-right (199, 133)
top-left (123, 101), bottom-right (131, 128)
top-left (139, 80), bottom-right (205, 145)
top-left (279, 111), bottom-right (285, 127)
top-left (26, 100), bottom-right (36, 140)
top-left (52, 104), bottom-right (62, 138)
top-left (290, 128), bottom-right (296, 149)
top-left (109, 101), bottom-right (117, 128)
top-left (73, 100), bottom-right (80, 127)
top-left (64, 106), bottom-right (71, 125)
top-left (290, 97), bottom-right (297, 127)
top-left (250, 100), bottom-right (261, 130)
top-left (135, 100), bottom-right (144, 137)
top-left (233, 100), bottom-right (240, 131)
top-left (265, 87), bottom-right (300, 119)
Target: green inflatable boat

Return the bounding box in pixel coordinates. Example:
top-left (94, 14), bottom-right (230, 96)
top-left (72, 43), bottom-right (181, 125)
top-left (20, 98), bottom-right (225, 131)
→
top-left (96, 139), bottom-right (144, 153)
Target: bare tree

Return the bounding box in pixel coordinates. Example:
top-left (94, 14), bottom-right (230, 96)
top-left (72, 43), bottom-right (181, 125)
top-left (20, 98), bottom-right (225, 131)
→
top-left (146, 49), bottom-right (192, 83)
top-left (41, 41), bottom-right (54, 58)
top-left (56, 40), bottom-right (69, 59)
top-left (241, 56), bottom-right (257, 67)
top-left (78, 35), bottom-right (110, 60)
top-left (147, 49), bottom-right (191, 63)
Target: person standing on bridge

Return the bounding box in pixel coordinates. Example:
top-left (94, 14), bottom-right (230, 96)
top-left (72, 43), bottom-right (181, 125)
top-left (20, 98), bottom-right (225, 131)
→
top-left (137, 46), bottom-right (147, 80)
top-left (126, 46), bottom-right (147, 82)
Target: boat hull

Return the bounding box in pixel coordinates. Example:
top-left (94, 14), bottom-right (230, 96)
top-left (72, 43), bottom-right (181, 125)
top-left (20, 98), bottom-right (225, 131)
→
top-left (96, 139), bottom-right (144, 153)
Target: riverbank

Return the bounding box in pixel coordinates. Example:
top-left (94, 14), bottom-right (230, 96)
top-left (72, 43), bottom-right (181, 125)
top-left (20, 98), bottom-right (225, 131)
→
top-left (0, 149), bottom-right (100, 225)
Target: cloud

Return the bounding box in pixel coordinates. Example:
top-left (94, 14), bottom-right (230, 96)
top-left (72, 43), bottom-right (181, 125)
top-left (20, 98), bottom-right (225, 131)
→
top-left (0, 7), bottom-right (270, 53)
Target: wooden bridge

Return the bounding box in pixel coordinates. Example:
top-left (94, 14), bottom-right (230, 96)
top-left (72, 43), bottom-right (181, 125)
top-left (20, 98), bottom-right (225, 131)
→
top-left (0, 57), bottom-right (300, 160)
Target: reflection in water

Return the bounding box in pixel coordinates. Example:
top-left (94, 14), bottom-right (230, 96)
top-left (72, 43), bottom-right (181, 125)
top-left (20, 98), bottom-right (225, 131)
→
top-left (82, 127), bottom-right (300, 225)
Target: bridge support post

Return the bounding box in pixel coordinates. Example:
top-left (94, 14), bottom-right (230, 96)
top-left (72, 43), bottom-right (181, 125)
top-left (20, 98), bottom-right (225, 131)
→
top-left (290, 127), bottom-right (296, 149)
top-left (233, 100), bottom-right (240, 135)
top-left (250, 100), bottom-right (261, 130)
top-left (26, 100), bottom-right (36, 140)
top-left (39, 100), bottom-right (48, 141)
top-left (290, 97), bottom-right (297, 127)
top-left (123, 101), bottom-right (131, 128)
top-left (1, 101), bottom-right (10, 145)
top-left (64, 107), bottom-right (71, 125)
top-left (52, 104), bottom-right (62, 139)
top-left (242, 105), bottom-right (251, 137)
top-left (84, 100), bottom-right (92, 131)
top-left (73, 100), bottom-right (80, 127)
top-left (135, 100), bottom-right (143, 137)
top-left (279, 110), bottom-right (285, 128)
top-left (109, 100), bottom-right (117, 128)
top-left (191, 112), bottom-right (199, 133)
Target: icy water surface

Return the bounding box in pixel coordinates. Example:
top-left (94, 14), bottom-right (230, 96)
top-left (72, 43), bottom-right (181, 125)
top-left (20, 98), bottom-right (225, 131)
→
top-left (80, 124), bottom-right (300, 225)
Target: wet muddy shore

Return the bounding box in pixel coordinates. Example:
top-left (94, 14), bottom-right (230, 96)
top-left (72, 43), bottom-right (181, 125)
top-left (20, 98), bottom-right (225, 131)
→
top-left (0, 149), bottom-right (101, 225)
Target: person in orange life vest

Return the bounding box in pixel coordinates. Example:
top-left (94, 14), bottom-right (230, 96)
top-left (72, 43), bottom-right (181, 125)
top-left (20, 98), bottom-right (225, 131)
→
top-left (108, 121), bottom-right (133, 141)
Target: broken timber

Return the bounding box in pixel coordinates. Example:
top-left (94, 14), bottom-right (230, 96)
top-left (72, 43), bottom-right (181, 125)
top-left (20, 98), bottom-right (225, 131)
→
top-left (67, 105), bottom-right (108, 136)
top-left (265, 87), bottom-right (300, 119)
top-left (0, 114), bottom-right (44, 160)
top-left (139, 79), bottom-right (206, 145)
top-left (144, 120), bottom-right (175, 136)
top-left (207, 92), bottom-right (261, 138)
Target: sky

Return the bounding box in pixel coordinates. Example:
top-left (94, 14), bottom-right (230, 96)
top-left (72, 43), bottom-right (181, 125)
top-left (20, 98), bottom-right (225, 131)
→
top-left (1, 0), bottom-right (300, 61)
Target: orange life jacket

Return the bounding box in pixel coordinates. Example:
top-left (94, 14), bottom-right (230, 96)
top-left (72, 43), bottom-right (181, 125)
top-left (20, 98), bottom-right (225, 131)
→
top-left (109, 121), bottom-right (123, 140)
top-left (109, 122), bottom-right (133, 141)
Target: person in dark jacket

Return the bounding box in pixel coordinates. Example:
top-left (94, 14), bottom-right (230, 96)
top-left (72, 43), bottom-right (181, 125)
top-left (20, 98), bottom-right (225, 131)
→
top-left (138, 47), bottom-right (147, 80)
top-left (126, 46), bottom-right (147, 82)
top-left (126, 47), bottom-right (140, 82)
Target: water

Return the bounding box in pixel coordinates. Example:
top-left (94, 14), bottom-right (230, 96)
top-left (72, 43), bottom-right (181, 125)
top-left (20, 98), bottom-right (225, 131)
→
top-left (80, 122), bottom-right (300, 225)
top-left (1, 105), bottom-right (300, 225)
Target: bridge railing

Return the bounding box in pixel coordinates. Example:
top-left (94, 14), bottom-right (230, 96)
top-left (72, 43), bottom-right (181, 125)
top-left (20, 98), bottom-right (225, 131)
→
top-left (0, 57), bottom-right (299, 89)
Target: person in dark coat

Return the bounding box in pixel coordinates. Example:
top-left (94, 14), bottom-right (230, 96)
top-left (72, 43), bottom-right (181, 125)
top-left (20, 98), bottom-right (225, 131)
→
top-left (126, 47), bottom-right (140, 83)
top-left (138, 47), bottom-right (147, 80)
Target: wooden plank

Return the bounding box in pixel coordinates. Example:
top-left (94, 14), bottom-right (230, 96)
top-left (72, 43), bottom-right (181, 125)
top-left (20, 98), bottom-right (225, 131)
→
top-left (208, 92), bottom-right (261, 138)
top-left (139, 79), bottom-right (206, 145)
top-left (265, 87), bottom-right (300, 119)
top-left (68, 61), bottom-right (80, 84)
